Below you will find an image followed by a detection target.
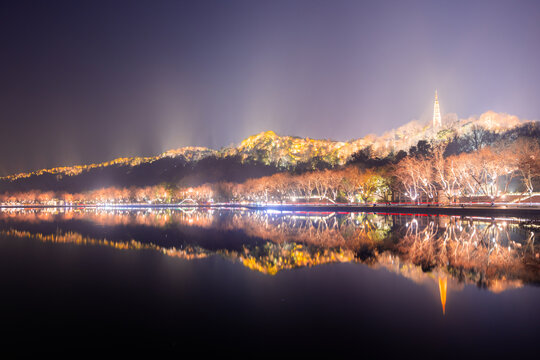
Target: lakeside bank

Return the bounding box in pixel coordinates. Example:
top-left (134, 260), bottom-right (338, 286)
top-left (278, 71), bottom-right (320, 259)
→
top-left (1, 203), bottom-right (540, 219)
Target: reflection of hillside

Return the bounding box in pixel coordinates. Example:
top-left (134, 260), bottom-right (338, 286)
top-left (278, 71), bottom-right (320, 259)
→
top-left (0, 208), bottom-right (538, 292)
top-left (228, 243), bottom-right (354, 275)
top-left (1, 229), bottom-right (210, 260)
top-left (0, 228), bottom-right (351, 276)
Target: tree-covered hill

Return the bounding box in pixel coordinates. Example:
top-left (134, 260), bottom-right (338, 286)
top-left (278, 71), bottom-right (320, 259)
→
top-left (1, 112), bottom-right (537, 193)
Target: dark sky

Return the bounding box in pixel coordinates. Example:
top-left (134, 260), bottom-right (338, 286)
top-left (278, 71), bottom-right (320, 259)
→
top-left (1, 0), bottom-right (539, 175)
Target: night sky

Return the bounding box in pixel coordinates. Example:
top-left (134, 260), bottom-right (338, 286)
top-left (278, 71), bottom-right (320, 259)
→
top-left (1, 0), bottom-right (539, 175)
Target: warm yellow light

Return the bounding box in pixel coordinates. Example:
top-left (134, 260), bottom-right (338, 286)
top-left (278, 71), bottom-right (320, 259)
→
top-left (439, 276), bottom-right (447, 315)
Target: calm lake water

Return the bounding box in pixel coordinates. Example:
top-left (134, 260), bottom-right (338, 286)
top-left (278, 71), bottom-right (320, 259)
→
top-left (0, 208), bottom-right (539, 356)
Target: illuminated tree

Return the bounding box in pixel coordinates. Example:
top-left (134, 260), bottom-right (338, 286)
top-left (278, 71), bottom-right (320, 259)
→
top-left (508, 138), bottom-right (540, 194)
top-left (341, 167), bottom-right (362, 203)
top-left (356, 169), bottom-right (381, 203)
top-left (394, 157), bottom-right (424, 203)
top-left (327, 169), bottom-right (345, 202)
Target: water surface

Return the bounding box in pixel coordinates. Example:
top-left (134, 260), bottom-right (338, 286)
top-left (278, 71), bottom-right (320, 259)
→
top-left (0, 208), bottom-right (538, 355)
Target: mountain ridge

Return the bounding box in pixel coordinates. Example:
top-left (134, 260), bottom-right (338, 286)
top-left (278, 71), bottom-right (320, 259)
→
top-left (1, 111), bottom-right (537, 192)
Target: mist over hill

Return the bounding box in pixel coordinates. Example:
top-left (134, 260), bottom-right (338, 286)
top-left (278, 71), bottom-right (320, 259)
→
top-left (1, 111), bottom-right (538, 193)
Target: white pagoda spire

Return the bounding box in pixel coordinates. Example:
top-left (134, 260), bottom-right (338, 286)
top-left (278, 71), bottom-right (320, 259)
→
top-left (433, 90), bottom-right (442, 128)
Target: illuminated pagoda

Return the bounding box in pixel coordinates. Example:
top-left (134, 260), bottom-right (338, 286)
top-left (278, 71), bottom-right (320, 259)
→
top-left (433, 90), bottom-right (442, 128)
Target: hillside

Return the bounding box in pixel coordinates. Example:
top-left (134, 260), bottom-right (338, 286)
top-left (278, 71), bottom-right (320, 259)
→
top-left (0, 111), bottom-right (537, 193)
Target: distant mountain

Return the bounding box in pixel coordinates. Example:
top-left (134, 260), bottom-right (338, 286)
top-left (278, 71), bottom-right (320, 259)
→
top-left (1, 111), bottom-right (537, 192)
top-left (2, 146), bottom-right (218, 182)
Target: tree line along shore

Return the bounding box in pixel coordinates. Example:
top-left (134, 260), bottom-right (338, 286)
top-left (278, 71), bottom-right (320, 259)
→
top-left (1, 137), bottom-right (538, 207)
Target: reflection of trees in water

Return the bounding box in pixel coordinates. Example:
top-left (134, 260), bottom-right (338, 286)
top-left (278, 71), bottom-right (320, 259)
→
top-left (393, 217), bottom-right (539, 289)
top-left (0, 207), bottom-right (217, 228)
top-left (228, 212), bottom-right (392, 259)
top-left (223, 212), bottom-right (539, 289)
top-left (0, 208), bottom-right (538, 289)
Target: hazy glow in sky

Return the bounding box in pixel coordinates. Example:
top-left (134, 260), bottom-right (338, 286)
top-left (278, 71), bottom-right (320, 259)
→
top-left (0, 0), bottom-right (539, 174)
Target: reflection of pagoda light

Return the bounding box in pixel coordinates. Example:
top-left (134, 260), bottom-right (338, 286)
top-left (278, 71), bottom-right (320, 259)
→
top-left (439, 276), bottom-right (447, 315)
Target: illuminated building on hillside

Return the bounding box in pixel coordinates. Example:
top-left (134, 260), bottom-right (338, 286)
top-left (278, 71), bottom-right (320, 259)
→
top-left (433, 90), bottom-right (442, 128)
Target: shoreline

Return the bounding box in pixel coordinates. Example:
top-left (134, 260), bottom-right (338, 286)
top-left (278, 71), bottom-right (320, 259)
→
top-left (1, 203), bottom-right (540, 218)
